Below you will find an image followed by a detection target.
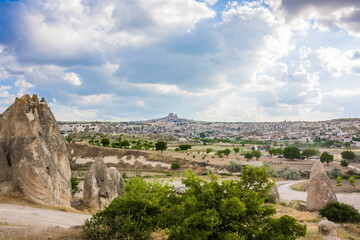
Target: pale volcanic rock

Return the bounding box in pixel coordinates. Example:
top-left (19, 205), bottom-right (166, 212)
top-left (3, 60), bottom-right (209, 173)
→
top-left (0, 94), bottom-right (71, 206)
top-left (318, 219), bottom-right (340, 240)
top-left (307, 161), bottom-right (337, 211)
top-left (83, 159), bottom-right (124, 210)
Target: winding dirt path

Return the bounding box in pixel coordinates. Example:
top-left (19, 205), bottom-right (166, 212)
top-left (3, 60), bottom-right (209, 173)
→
top-left (277, 180), bottom-right (360, 211)
top-left (0, 203), bottom-right (90, 228)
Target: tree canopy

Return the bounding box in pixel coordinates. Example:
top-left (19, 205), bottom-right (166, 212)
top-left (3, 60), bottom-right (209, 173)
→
top-left (179, 144), bottom-right (192, 153)
top-left (283, 146), bottom-right (301, 160)
top-left (155, 141), bottom-right (167, 155)
top-left (341, 150), bottom-right (356, 162)
top-left (301, 148), bottom-right (319, 159)
top-left (83, 168), bottom-right (306, 240)
top-left (320, 152), bottom-right (334, 166)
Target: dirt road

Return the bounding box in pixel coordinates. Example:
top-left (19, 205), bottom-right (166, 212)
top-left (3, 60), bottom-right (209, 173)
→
top-left (0, 203), bottom-right (90, 228)
top-left (277, 180), bottom-right (360, 211)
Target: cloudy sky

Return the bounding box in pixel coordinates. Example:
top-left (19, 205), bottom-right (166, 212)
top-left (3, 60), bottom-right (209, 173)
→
top-left (0, 0), bottom-right (360, 122)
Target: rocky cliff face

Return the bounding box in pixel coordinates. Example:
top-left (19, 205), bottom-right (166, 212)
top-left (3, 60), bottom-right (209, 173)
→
top-left (0, 94), bottom-right (71, 206)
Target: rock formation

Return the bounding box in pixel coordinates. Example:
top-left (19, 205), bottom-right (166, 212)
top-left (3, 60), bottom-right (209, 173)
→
top-left (318, 219), bottom-right (340, 240)
top-left (0, 94), bottom-right (71, 206)
top-left (307, 161), bottom-right (337, 211)
top-left (83, 158), bottom-right (125, 209)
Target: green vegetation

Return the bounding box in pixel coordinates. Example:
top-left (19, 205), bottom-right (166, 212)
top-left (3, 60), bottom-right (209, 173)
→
top-left (233, 147), bottom-right (240, 154)
top-left (155, 141), bottom-right (167, 155)
top-left (320, 152), bottom-right (334, 166)
top-left (336, 176), bottom-right (342, 186)
top-left (179, 144), bottom-right (192, 153)
top-left (341, 150), bottom-right (356, 162)
top-left (229, 161), bottom-right (242, 172)
top-left (171, 162), bottom-right (180, 170)
top-left (205, 148), bottom-right (213, 154)
top-left (301, 148), bottom-right (319, 159)
top-left (71, 176), bottom-right (82, 196)
top-left (251, 150), bottom-right (261, 160)
top-left (349, 176), bottom-right (356, 186)
top-left (268, 147), bottom-right (283, 156)
top-left (281, 166), bottom-right (301, 180)
top-left (83, 168), bottom-right (306, 240)
top-left (340, 159), bottom-right (349, 167)
top-left (328, 166), bottom-right (342, 179)
top-left (100, 137), bottom-right (110, 147)
top-left (244, 152), bottom-right (253, 161)
top-left (283, 146), bottom-right (301, 160)
top-left (320, 202), bottom-right (360, 223)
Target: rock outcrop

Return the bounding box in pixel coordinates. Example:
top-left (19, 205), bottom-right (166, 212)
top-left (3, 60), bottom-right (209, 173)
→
top-left (0, 94), bottom-right (71, 206)
top-left (307, 161), bottom-right (337, 211)
top-left (318, 219), bottom-right (340, 240)
top-left (83, 158), bottom-right (125, 210)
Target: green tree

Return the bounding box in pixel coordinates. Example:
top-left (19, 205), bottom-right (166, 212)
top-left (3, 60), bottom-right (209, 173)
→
top-left (320, 152), bottom-right (334, 166)
top-left (179, 144), bottom-right (192, 153)
top-left (245, 152), bottom-right (253, 161)
top-left (340, 159), bottom-right (349, 167)
top-left (83, 168), bottom-right (306, 240)
top-left (71, 176), bottom-right (82, 196)
top-left (283, 146), bottom-right (301, 160)
top-left (349, 176), bottom-right (356, 186)
top-left (171, 162), bottom-right (181, 170)
top-left (341, 150), bottom-right (356, 162)
top-left (121, 140), bottom-right (130, 148)
top-left (251, 150), bottom-right (262, 160)
top-left (206, 148), bottom-right (213, 154)
top-left (155, 141), bottom-right (167, 155)
top-left (100, 137), bottom-right (110, 147)
top-left (223, 148), bottom-right (231, 158)
top-left (301, 148), bottom-right (319, 159)
top-left (233, 147), bottom-right (240, 154)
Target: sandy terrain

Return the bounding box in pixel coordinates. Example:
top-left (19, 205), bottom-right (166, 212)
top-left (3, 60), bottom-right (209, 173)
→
top-left (0, 203), bottom-right (90, 228)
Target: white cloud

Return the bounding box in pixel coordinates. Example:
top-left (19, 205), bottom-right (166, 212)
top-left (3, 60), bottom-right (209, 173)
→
top-left (63, 72), bottom-right (82, 86)
top-left (14, 79), bottom-right (34, 96)
top-left (316, 47), bottom-right (360, 77)
top-left (75, 93), bottom-right (114, 106)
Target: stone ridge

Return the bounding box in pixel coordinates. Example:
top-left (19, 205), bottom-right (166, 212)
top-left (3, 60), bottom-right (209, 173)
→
top-left (0, 94), bottom-right (71, 206)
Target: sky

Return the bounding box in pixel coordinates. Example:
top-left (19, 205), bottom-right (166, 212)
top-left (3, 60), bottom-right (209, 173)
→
top-left (0, 0), bottom-right (360, 122)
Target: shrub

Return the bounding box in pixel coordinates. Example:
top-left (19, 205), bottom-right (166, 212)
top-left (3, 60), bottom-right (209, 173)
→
top-left (349, 176), bottom-right (356, 186)
top-left (340, 159), bottom-right (349, 167)
top-left (229, 161), bottom-right (242, 172)
top-left (336, 176), bottom-right (342, 186)
top-left (83, 169), bottom-right (306, 240)
top-left (71, 176), bottom-right (82, 196)
top-left (328, 166), bottom-right (342, 179)
top-left (174, 147), bottom-right (180, 152)
top-left (281, 166), bottom-right (301, 180)
top-left (262, 162), bottom-right (279, 178)
top-left (320, 202), bottom-right (360, 223)
top-left (171, 162), bottom-right (181, 170)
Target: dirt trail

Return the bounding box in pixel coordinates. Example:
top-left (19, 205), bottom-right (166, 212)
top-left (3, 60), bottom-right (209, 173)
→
top-left (277, 180), bottom-right (360, 211)
top-left (0, 203), bottom-right (90, 228)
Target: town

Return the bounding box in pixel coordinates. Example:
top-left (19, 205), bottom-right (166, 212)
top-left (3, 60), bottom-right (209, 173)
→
top-left (59, 113), bottom-right (360, 147)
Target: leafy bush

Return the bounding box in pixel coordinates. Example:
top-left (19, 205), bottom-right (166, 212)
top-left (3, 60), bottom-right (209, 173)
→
top-left (281, 166), bottom-right (301, 180)
top-left (320, 202), bottom-right (360, 223)
top-left (83, 168), bottom-right (306, 240)
top-left (340, 159), bottom-right (349, 167)
top-left (336, 176), bottom-right (342, 186)
top-left (171, 162), bottom-right (181, 170)
top-left (262, 162), bottom-right (279, 178)
top-left (349, 176), bottom-right (356, 186)
top-left (71, 176), bottom-right (82, 196)
top-left (229, 161), bottom-right (242, 172)
top-left (328, 166), bottom-right (342, 179)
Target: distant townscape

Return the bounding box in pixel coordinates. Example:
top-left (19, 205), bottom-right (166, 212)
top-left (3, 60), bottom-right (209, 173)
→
top-left (59, 113), bottom-right (360, 147)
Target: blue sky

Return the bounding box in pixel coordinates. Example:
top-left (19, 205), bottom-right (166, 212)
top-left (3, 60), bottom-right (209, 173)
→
top-left (0, 0), bottom-right (360, 122)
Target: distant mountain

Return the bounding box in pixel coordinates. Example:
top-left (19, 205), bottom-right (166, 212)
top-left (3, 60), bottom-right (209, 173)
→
top-left (129, 113), bottom-right (190, 123)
